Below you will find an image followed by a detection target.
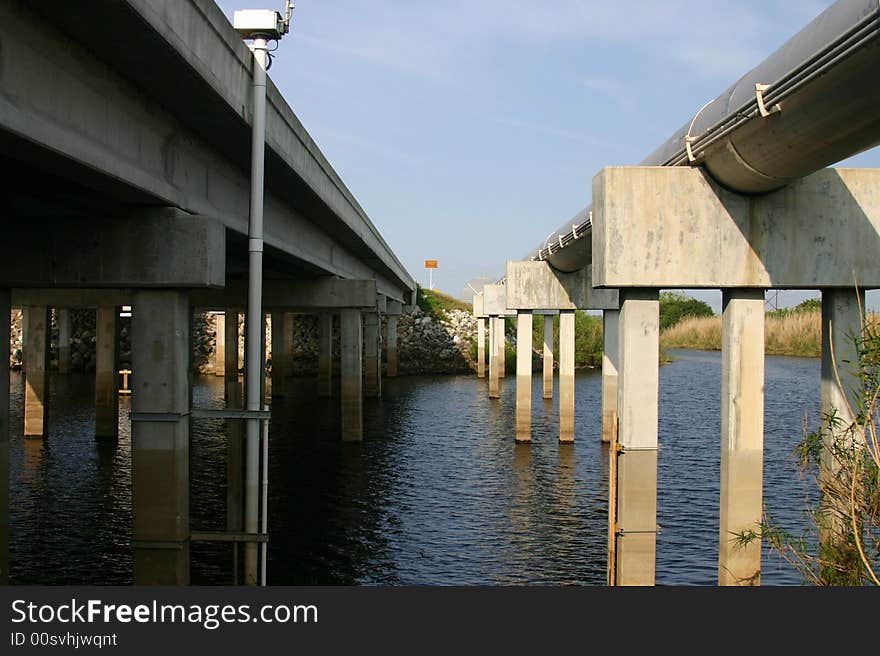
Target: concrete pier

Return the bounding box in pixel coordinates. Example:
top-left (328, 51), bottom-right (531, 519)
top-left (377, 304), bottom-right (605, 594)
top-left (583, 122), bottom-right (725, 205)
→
top-left (317, 313), bottom-right (333, 398)
top-left (23, 306), bottom-right (49, 438)
top-left (270, 312), bottom-right (291, 398)
top-left (340, 309), bottom-right (363, 441)
top-left (718, 289), bottom-right (765, 586)
top-left (477, 317), bottom-right (486, 379)
top-left (364, 312), bottom-right (381, 399)
top-left (213, 312), bottom-right (225, 377)
top-left (601, 310), bottom-right (619, 444)
top-left (559, 310), bottom-right (575, 443)
top-left (515, 311), bottom-right (533, 443)
top-left (131, 290), bottom-right (190, 585)
top-left (224, 309), bottom-right (243, 541)
top-left (0, 289), bottom-right (9, 584)
top-left (386, 315), bottom-right (399, 378)
top-left (542, 315), bottom-right (553, 400)
top-left (819, 288), bottom-right (865, 541)
top-left (95, 306), bottom-right (119, 439)
top-left (498, 317), bottom-right (506, 378)
top-left (488, 315), bottom-right (500, 399)
top-left (56, 308), bottom-right (71, 374)
top-left (614, 289), bottom-right (659, 586)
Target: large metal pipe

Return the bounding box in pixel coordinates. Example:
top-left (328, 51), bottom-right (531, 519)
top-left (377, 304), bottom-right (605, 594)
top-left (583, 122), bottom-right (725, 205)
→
top-left (531, 0), bottom-right (880, 273)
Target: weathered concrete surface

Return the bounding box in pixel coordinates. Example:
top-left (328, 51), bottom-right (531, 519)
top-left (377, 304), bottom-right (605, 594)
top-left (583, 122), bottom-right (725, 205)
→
top-left (483, 285), bottom-right (516, 316)
top-left (559, 310), bottom-right (575, 443)
top-left (1, 211), bottom-right (224, 288)
top-left (477, 318), bottom-right (486, 379)
top-left (516, 311), bottom-right (533, 443)
top-left (317, 313), bottom-right (333, 397)
top-left (0, 290), bottom-right (9, 584)
top-left (224, 309), bottom-right (243, 538)
top-left (614, 290), bottom-right (659, 586)
top-left (488, 316), bottom-right (499, 399)
top-left (497, 316), bottom-right (506, 378)
top-left (131, 290), bottom-right (189, 585)
top-left (12, 289), bottom-right (132, 308)
top-left (340, 309), bottom-right (363, 441)
top-left (24, 306), bottom-right (49, 438)
top-left (593, 167), bottom-right (880, 288)
top-left (505, 260), bottom-right (618, 310)
top-left (95, 307), bottom-right (119, 439)
top-left (718, 289), bottom-right (765, 586)
top-left (56, 309), bottom-right (71, 374)
top-left (213, 313), bottom-right (226, 377)
top-left (601, 310), bottom-right (619, 444)
top-left (385, 315), bottom-right (399, 378)
top-left (1, 0), bottom-right (414, 302)
top-left (542, 315), bottom-right (554, 400)
top-left (364, 312), bottom-right (382, 399)
top-left (472, 293), bottom-right (486, 319)
top-left (190, 278), bottom-right (378, 311)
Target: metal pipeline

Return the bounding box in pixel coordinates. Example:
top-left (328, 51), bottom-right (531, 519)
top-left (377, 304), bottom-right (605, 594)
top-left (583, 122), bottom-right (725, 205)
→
top-left (530, 0), bottom-right (880, 273)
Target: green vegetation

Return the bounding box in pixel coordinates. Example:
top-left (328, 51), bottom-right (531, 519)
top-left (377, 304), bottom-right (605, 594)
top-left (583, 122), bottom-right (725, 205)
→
top-left (735, 312), bottom-right (880, 585)
top-left (530, 311), bottom-right (603, 368)
top-left (659, 291), bottom-right (714, 331)
top-left (416, 287), bottom-right (471, 317)
top-left (767, 297), bottom-right (821, 319)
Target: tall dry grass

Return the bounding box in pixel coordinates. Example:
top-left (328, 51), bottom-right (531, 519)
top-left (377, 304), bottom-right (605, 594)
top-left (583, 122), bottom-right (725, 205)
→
top-left (661, 311), bottom-right (880, 358)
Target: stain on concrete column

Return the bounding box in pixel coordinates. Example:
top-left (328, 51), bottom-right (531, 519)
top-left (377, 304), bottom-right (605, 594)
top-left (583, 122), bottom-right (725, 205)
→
top-left (542, 314), bottom-right (554, 400)
top-left (95, 306), bottom-right (119, 439)
top-left (559, 310), bottom-right (575, 443)
top-left (131, 290), bottom-right (190, 585)
top-left (386, 315), bottom-right (399, 378)
top-left (477, 317), bottom-right (486, 379)
top-left (224, 309), bottom-right (243, 541)
top-left (56, 308), bottom-right (71, 374)
top-left (601, 309), bottom-right (619, 444)
top-left (0, 289), bottom-right (9, 584)
top-left (213, 312), bottom-right (225, 377)
top-left (614, 289), bottom-right (659, 586)
top-left (340, 309), bottom-right (363, 441)
top-left (23, 306), bottom-right (49, 438)
top-left (488, 315), bottom-right (499, 399)
top-left (317, 313), bottom-right (333, 398)
top-left (364, 312), bottom-right (381, 399)
top-left (819, 288), bottom-right (865, 546)
top-left (516, 311), bottom-right (533, 443)
top-left (718, 289), bottom-right (765, 586)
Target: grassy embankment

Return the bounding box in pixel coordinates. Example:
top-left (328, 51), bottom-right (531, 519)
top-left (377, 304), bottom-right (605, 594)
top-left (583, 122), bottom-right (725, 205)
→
top-left (661, 299), bottom-right (880, 358)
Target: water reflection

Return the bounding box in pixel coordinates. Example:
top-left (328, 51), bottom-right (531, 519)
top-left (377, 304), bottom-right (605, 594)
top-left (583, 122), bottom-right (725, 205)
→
top-left (9, 350), bottom-right (820, 585)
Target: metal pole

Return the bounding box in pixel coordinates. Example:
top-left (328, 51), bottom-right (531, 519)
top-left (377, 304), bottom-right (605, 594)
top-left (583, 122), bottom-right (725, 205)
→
top-left (260, 404), bottom-right (270, 586)
top-left (244, 35), bottom-right (268, 586)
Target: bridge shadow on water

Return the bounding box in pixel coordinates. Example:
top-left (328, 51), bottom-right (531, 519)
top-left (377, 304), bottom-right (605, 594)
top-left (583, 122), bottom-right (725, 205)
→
top-left (8, 352), bottom-right (819, 585)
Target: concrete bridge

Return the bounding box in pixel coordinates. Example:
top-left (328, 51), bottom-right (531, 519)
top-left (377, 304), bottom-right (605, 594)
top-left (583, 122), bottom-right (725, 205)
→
top-left (0, 0), bottom-right (415, 585)
top-left (474, 0), bottom-right (880, 586)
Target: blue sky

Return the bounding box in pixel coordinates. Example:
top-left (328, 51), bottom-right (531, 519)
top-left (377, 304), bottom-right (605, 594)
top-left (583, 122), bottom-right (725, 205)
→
top-left (216, 0), bottom-right (879, 311)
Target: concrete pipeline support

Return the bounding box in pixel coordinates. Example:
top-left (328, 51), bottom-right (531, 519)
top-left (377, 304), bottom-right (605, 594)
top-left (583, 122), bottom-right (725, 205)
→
top-left (515, 311), bottom-right (533, 443)
top-left (488, 315), bottom-right (500, 399)
top-left (601, 310), bottom-right (619, 444)
top-left (559, 310), bottom-right (575, 443)
top-left (386, 315), bottom-right (399, 378)
top-left (542, 314), bottom-right (554, 400)
top-left (317, 313), bottom-right (333, 397)
top-left (718, 289), bottom-right (765, 586)
top-left (497, 317), bottom-right (506, 378)
top-left (56, 308), bottom-right (71, 374)
top-left (364, 311), bottom-right (381, 399)
top-left (23, 305), bottom-right (49, 438)
top-left (340, 308), bottom-right (363, 441)
top-left (213, 312), bottom-right (226, 377)
top-left (477, 317), bottom-right (486, 379)
top-left (95, 306), bottom-right (119, 439)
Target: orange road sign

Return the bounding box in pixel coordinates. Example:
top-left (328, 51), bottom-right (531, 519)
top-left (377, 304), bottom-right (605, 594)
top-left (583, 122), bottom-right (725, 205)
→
top-left (424, 260), bottom-right (438, 269)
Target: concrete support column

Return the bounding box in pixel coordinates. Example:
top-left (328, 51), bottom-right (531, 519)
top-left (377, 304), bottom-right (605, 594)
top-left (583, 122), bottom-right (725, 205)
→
top-left (364, 312), bottom-right (381, 399)
top-left (0, 289), bottom-right (9, 584)
top-left (613, 289), bottom-right (659, 586)
top-left (498, 316), bottom-right (507, 378)
top-left (718, 289), bottom-right (765, 586)
top-left (23, 306), bottom-right (49, 438)
top-left (488, 315), bottom-right (500, 399)
top-left (516, 311), bottom-right (533, 443)
top-left (131, 290), bottom-right (190, 585)
top-left (819, 288), bottom-right (865, 543)
top-left (213, 312), bottom-right (225, 377)
top-left (56, 308), bottom-right (71, 374)
top-left (601, 310), bottom-right (620, 444)
top-left (270, 312), bottom-right (291, 398)
top-left (559, 310), bottom-right (575, 443)
top-left (542, 315), bottom-right (554, 400)
top-left (317, 313), bottom-right (333, 398)
top-left (95, 306), bottom-right (119, 439)
top-left (385, 315), bottom-right (399, 378)
top-left (340, 309), bottom-right (363, 441)
top-left (224, 310), bottom-right (243, 541)
top-left (477, 318), bottom-right (486, 379)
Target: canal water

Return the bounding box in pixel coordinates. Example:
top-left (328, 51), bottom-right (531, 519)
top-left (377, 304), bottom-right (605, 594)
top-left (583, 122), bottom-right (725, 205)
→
top-left (8, 349), bottom-right (819, 585)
